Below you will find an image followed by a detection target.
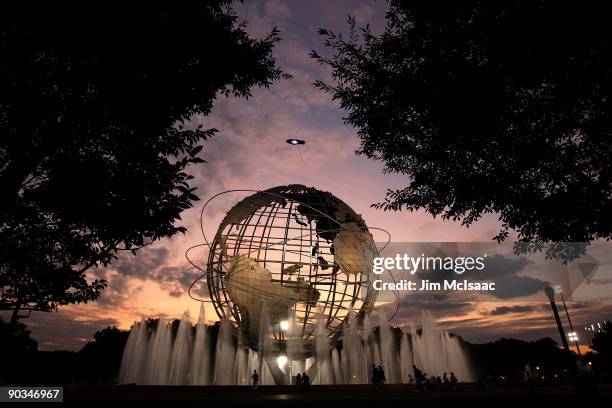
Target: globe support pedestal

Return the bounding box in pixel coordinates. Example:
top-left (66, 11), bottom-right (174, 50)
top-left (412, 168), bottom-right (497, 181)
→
top-left (264, 356), bottom-right (290, 385)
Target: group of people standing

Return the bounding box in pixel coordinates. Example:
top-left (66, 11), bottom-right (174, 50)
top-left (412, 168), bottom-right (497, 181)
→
top-left (371, 364), bottom-right (458, 389)
top-left (412, 365), bottom-right (458, 389)
top-left (295, 372), bottom-right (310, 391)
top-left (371, 364), bottom-right (387, 385)
top-left (251, 365), bottom-right (458, 390)
top-left (250, 369), bottom-right (310, 391)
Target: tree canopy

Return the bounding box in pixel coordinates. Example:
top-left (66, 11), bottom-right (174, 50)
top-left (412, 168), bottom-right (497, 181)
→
top-left (312, 1), bottom-right (612, 245)
top-left (0, 316), bottom-right (38, 352)
top-left (0, 1), bottom-right (287, 322)
top-left (591, 321), bottom-right (612, 357)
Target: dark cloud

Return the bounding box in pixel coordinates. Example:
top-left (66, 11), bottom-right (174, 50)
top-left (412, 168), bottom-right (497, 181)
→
top-left (474, 254), bottom-right (531, 278)
top-left (150, 265), bottom-right (207, 299)
top-left (94, 273), bottom-right (144, 308)
top-left (472, 254), bottom-right (549, 299)
top-left (100, 245), bottom-right (207, 299)
top-left (412, 253), bottom-right (549, 300)
top-left (487, 305), bottom-right (540, 316)
top-left (395, 292), bottom-right (476, 322)
top-left (492, 275), bottom-right (549, 299)
top-left (114, 246), bottom-right (171, 278)
top-left (87, 246), bottom-right (171, 308)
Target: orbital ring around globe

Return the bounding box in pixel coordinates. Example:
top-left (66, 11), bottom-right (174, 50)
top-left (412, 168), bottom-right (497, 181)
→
top-left (185, 185), bottom-right (400, 348)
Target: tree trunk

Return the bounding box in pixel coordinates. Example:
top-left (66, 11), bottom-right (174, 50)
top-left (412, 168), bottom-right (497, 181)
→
top-left (10, 304), bottom-right (21, 326)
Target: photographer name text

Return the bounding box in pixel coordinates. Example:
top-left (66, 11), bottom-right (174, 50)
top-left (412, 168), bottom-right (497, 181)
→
top-left (372, 279), bottom-right (495, 292)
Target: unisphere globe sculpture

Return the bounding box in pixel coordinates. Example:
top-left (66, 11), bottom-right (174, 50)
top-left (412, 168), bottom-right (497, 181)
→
top-left (205, 185), bottom-right (379, 356)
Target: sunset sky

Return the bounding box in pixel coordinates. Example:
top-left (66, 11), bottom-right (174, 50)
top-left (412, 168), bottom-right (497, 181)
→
top-left (9, 0), bottom-right (612, 351)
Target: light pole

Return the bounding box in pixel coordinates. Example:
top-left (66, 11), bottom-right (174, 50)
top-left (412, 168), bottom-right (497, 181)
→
top-left (559, 290), bottom-right (581, 356)
top-left (544, 286), bottom-right (570, 351)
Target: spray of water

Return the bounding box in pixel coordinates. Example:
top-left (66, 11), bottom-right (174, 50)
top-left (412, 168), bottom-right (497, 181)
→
top-left (119, 308), bottom-right (473, 385)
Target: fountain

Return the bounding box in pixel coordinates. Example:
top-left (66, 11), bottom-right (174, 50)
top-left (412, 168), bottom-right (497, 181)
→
top-left (190, 305), bottom-right (210, 385)
top-left (119, 307), bottom-right (473, 385)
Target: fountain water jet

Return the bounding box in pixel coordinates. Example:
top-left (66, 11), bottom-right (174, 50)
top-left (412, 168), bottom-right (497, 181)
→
top-left (119, 309), bottom-right (473, 385)
top-left (341, 308), bottom-right (368, 383)
top-left (399, 329), bottom-right (414, 382)
top-left (214, 312), bottom-right (236, 385)
top-left (314, 309), bottom-right (332, 384)
top-left (119, 317), bottom-right (148, 384)
top-left (170, 311), bottom-right (192, 385)
top-left (190, 305), bottom-right (210, 385)
top-left (378, 310), bottom-right (401, 383)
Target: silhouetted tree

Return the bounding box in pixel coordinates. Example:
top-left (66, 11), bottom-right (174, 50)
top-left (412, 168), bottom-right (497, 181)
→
top-left (79, 326), bottom-right (130, 383)
top-left (590, 321), bottom-right (612, 377)
top-left (0, 316), bottom-right (38, 353)
top-left (591, 321), bottom-right (612, 356)
top-left (468, 337), bottom-right (574, 381)
top-left (313, 1), bottom-right (612, 250)
top-left (0, 1), bottom-right (288, 324)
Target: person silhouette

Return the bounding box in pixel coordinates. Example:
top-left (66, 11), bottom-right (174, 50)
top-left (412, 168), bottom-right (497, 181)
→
top-left (449, 371), bottom-right (458, 389)
top-left (296, 372), bottom-right (302, 391)
top-left (413, 364), bottom-right (424, 388)
top-left (302, 372), bottom-right (310, 390)
top-left (378, 365), bottom-right (386, 384)
top-left (251, 369), bottom-right (259, 390)
top-left (372, 364), bottom-right (379, 385)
